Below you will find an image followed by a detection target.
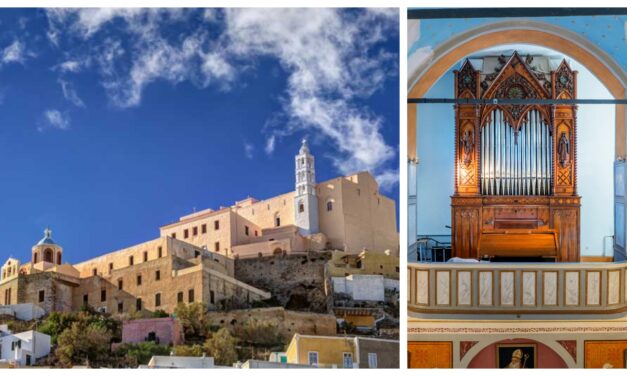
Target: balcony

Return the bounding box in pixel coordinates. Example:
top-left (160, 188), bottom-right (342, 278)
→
top-left (408, 261), bottom-right (627, 315)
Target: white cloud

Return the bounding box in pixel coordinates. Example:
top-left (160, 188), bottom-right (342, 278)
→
top-left (224, 8), bottom-right (398, 186)
top-left (40, 109), bottom-right (70, 131)
top-left (58, 79), bottom-right (85, 107)
top-left (243, 141), bottom-right (254, 159)
top-left (45, 8), bottom-right (399, 190)
top-left (2, 40), bottom-right (26, 65)
top-left (265, 135), bottom-right (276, 155)
top-left (56, 59), bottom-right (85, 73)
top-left (376, 169), bottom-right (400, 192)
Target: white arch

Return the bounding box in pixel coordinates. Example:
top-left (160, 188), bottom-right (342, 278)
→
top-left (409, 19), bottom-right (627, 94)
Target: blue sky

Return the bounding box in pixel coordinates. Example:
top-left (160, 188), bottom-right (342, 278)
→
top-left (0, 8), bottom-right (399, 264)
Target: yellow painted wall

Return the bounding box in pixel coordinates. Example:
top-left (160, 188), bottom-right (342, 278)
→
top-left (287, 335), bottom-right (356, 368)
top-left (327, 251), bottom-right (399, 279)
top-left (344, 315), bottom-right (375, 327)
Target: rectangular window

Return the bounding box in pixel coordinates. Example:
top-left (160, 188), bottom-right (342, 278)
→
top-left (109, 263), bottom-right (113, 272)
top-left (254, 230), bottom-right (258, 237)
top-left (101, 289), bottom-right (106, 302)
top-left (38, 290), bottom-right (45, 303)
top-left (184, 229), bottom-right (189, 239)
top-left (368, 353), bottom-right (378, 368)
top-left (214, 242), bottom-right (220, 253)
top-left (137, 274), bottom-right (142, 286)
top-left (83, 294), bottom-right (88, 304)
top-left (158, 246), bottom-right (163, 258)
top-left (245, 226), bottom-right (249, 236)
top-left (92, 268), bottom-right (97, 276)
top-left (210, 290), bottom-right (215, 304)
top-left (136, 298), bottom-right (142, 312)
top-left (171, 233), bottom-right (176, 239)
top-left (155, 293), bottom-right (161, 307)
top-left (308, 352), bottom-right (319, 366)
top-left (155, 270), bottom-right (161, 281)
top-left (343, 353), bottom-right (353, 368)
top-left (177, 291), bottom-right (184, 303)
top-left (275, 217), bottom-right (281, 227)
top-left (214, 220), bottom-right (219, 230)
top-left (193, 226), bottom-right (198, 236)
top-left (188, 289), bottom-right (194, 303)
top-left (118, 279), bottom-right (123, 290)
top-left (201, 224), bottom-right (207, 234)
top-left (129, 256), bottom-right (134, 266)
top-left (117, 301), bottom-right (123, 313)
top-left (143, 251), bottom-right (148, 262)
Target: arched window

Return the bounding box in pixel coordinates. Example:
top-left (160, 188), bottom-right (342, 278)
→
top-left (327, 201), bottom-right (333, 211)
top-left (56, 252), bottom-right (62, 265)
top-left (34, 253), bottom-right (38, 264)
top-left (44, 249), bottom-right (53, 263)
top-left (299, 201), bottom-right (305, 213)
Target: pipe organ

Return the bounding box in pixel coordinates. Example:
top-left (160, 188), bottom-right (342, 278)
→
top-left (452, 52), bottom-right (580, 261)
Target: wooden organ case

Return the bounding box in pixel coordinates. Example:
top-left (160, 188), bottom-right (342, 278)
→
top-left (451, 52), bottom-right (580, 262)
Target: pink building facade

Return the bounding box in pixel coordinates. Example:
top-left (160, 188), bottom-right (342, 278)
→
top-left (120, 317), bottom-right (184, 346)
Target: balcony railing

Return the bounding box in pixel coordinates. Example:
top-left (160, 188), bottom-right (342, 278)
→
top-left (408, 261), bottom-right (627, 314)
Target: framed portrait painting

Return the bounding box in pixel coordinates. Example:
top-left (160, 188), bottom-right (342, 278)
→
top-left (496, 344), bottom-right (537, 368)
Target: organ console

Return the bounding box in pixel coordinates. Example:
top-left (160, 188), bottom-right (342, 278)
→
top-left (451, 52), bottom-right (580, 262)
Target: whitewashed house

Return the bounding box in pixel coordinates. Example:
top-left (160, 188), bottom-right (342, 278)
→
top-left (0, 325), bottom-right (51, 367)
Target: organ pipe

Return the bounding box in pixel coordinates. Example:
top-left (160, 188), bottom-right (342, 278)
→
top-left (480, 109), bottom-right (552, 195)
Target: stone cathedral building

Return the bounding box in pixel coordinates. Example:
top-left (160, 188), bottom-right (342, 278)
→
top-left (0, 140), bottom-right (398, 316)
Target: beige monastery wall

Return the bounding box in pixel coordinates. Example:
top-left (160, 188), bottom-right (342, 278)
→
top-left (319, 172), bottom-right (399, 256)
top-left (317, 178), bottom-right (347, 250)
top-left (154, 172), bottom-right (397, 259)
top-left (0, 277), bottom-right (19, 307)
top-left (72, 237), bottom-right (234, 279)
top-left (233, 192), bottom-right (295, 231)
top-left (159, 209), bottom-right (235, 256)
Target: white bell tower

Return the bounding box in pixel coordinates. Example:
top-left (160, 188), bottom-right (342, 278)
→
top-left (294, 139), bottom-right (319, 235)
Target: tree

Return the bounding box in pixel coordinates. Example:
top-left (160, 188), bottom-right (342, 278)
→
top-left (152, 309), bottom-right (169, 318)
top-left (235, 318), bottom-right (283, 347)
top-left (38, 309), bottom-right (122, 345)
top-left (172, 344), bottom-right (205, 357)
top-left (38, 311), bottom-right (78, 345)
top-left (55, 321), bottom-right (112, 367)
top-left (174, 302), bottom-right (207, 339)
top-left (204, 328), bottom-right (238, 366)
top-left (114, 342), bottom-right (171, 367)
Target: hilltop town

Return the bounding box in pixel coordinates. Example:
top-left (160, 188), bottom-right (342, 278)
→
top-left (0, 140), bottom-right (399, 368)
